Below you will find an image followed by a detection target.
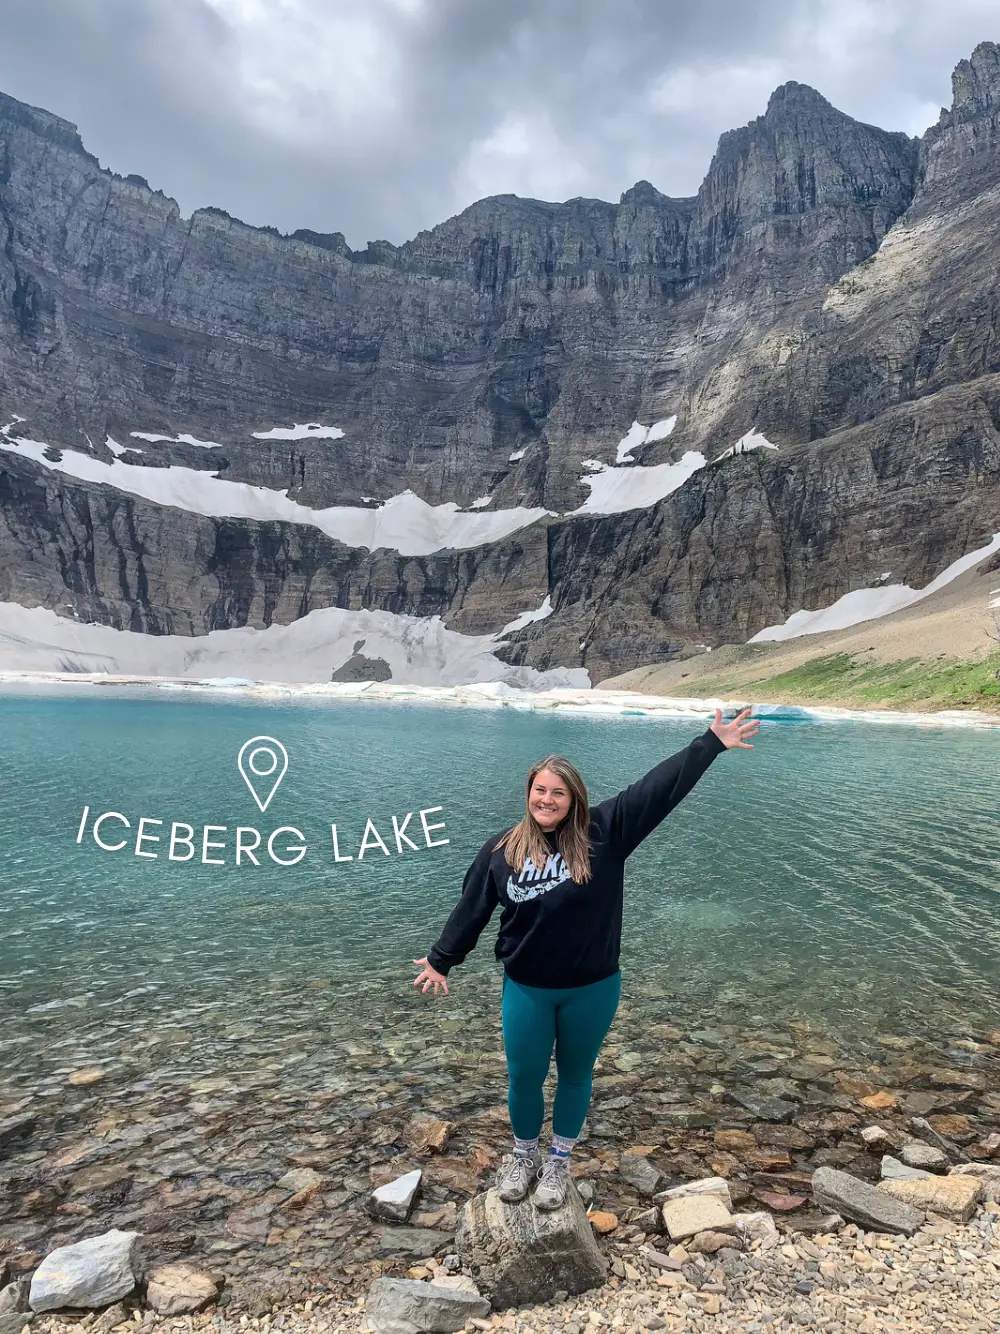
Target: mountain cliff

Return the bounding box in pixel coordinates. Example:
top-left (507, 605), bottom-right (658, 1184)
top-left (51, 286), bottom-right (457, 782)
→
top-left (2, 42), bottom-right (1000, 683)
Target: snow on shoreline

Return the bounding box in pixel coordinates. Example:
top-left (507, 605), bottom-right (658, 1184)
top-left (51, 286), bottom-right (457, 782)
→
top-left (0, 601), bottom-right (587, 691)
top-left (751, 532), bottom-right (1000, 642)
top-left (0, 669), bottom-right (995, 729)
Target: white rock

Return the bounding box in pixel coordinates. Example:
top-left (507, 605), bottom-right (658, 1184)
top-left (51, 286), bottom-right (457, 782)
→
top-left (656, 1176), bottom-right (733, 1209)
top-left (29, 1230), bottom-right (138, 1312)
top-left (731, 1211), bottom-right (779, 1245)
top-left (660, 1195), bottom-right (735, 1242)
top-left (371, 1170), bottom-right (423, 1222)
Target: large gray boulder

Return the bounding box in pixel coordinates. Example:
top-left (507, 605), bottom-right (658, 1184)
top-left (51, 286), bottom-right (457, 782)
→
top-left (812, 1168), bottom-right (924, 1235)
top-left (29, 1230), bottom-right (138, 1311)
top-left (456, 1179), bottom-right (607, 1309)
top-left (364, 1277), bottom-right (489, 1334)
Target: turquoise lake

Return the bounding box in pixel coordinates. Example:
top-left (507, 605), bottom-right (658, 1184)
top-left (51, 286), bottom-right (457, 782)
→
top-left (1, 687), bottom-right (999, 1103)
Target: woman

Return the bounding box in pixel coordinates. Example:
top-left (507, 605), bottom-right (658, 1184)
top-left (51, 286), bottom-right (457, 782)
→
top-left (412, 707), bottom-right (758, 1211)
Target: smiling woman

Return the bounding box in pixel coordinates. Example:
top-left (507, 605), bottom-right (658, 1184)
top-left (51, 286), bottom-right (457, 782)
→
top-left (412, 707), bottom-right (758, 1209)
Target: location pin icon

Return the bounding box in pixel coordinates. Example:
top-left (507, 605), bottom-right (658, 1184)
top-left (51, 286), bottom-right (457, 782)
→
top-left (237, 736), bottom-right (289, 812)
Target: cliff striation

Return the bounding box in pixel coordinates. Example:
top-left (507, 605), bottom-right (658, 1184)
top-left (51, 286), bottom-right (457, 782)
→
top-left (2, 43), bottom-right (1000, 681)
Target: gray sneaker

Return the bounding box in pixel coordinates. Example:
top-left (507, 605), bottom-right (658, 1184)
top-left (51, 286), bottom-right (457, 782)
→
top-left (494, 1151), bottom-right (540, 1203)
top-left (533, 1155), bottom-right (571, 1210)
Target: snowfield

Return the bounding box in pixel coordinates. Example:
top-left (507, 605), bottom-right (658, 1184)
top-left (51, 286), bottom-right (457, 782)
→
top-left (0, 434), bottom-right (549, 557)
top-left (750, 532), bottom-right (1000, 641)
top-left (0, 600), bottom-right (589, 689)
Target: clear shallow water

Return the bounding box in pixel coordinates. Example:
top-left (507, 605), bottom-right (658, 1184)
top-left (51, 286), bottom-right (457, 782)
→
top-left (1, 686), bottom-right (999, 1098)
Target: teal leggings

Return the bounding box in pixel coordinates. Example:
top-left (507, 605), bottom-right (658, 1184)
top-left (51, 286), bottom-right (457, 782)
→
top-left (501, 971), bottom-right (622, 1140)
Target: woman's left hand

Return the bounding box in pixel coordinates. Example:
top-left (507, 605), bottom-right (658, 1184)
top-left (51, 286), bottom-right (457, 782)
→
top-left (710, 706), bottom-right (760, 750)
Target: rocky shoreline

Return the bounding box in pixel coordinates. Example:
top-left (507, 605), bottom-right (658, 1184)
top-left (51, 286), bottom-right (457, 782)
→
top-left (1, 967), bottom-right (998, 1324)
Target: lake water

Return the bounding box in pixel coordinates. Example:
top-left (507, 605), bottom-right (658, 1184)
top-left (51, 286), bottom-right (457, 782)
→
top-left (2, 686), bottom-right (999, 1300)
top-left (2, 686), bottom-right (999, 1095)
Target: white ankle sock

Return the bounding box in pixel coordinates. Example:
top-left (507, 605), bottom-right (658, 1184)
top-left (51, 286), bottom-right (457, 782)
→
top-left (550, 1132), bottom-right (576, 1159)
top-left (513, 1135), bottom-right (539, 1159)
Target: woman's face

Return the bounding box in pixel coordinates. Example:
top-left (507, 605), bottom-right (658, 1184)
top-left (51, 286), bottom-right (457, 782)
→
top-left (528, 768), bottom-right (573, 832)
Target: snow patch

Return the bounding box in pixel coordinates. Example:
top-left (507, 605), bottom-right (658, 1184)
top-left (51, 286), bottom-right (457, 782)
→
top-left (615, 416), bottom-right (677, 464)
top-left (105, 436), bottom-right (139, 458)
top-left (750, 532), bottom-right (1000, 642)
top-left (508, 448), bottom-right (526, 462)
top-left (715, 430), bottom-right (778, 462)
top-left (0, 434), bottom-right (550, 557)
top-left (0, 602), bottom-right (587, 691)
top-left (499, 596), bottom-right (553, 637)
top-left (251, 423), bottom-right (345, 441)
top-left (131, 432), bottom-right (222, 449)
top-left (468, 496), bottom-right (492, 509)
top-left (572, 451), bottom-right (707, 515)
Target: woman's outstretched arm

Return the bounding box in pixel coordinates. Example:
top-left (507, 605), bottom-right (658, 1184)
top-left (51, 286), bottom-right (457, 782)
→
top-left (601, 707), bottom-right (758, 858)
top-left (415, 837), bottom-right (500, 991)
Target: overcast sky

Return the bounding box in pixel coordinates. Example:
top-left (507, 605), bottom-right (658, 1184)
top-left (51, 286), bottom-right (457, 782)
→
top-left (0, 0), bottom-right (996, 248)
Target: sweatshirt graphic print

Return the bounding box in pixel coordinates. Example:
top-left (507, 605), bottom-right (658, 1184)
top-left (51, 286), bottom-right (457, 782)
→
top-left (506, 852), bottom-right (572, 902)
top-left (427, 727), bottom-right (727, 989)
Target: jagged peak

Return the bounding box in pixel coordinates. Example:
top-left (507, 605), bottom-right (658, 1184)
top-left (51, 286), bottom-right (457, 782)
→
top-left (764, 81), bottom-right (835, 117)
top-left (950, 40), bottom-right (1000, 117)
top-left (619, 180), bottom-right (666, 207)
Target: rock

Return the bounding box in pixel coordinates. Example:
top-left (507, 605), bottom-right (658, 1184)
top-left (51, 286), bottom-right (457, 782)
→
top-left (370, 1169), bottom-right (423, 1223)
top-left (859, 1091), bottom-right (897, 1111)
top-left (660, 1195), bottom-right (735, 1242)
top-left (428, 1275), bottom-right (482, 1296)
top-left (0, 1316), bottom-right (35, 1334)
top-left (276, 1167), bottom-right (324, 1195)
top-left (881, 1155), bottom-right (931, 1181)
top-left (365, 1276), bottom-right (489, 1334)
top-left (902, 1092), bottom-right (942, 1117)
top-left (751, 1190), bottom-right (807, 1212)
top-left (949, 1163), bottom-right (1000, 1201)
top-left (811, 1168), bottom-right (924, 1235)
top-left (377, 1229), bottom-right (450, 1260)
top-left (642, 1247), bottom-right (684, 1271)
top-left (618, 1154), bottom-right (661, 1196)
top-left (0, 1116), bottom-right (37, 1155)
top-left (456, 1180), bottom-right (607, 1308)
top-left (588, 1212), bottom-right (618, 1235)
top-left (909, 1117), bottom-right (967, 1162)
top-left (713, 1130), bottom-right (756, 1153)
top-left (861, 1126), bottom-right (892, 1151)
top-left (687, 1230), bottom-right (733, 1254)
top-left (900, 1141), bottom-right (949, 1171)
top-left (731, 1212), bottom-right (779, 1246)
top-left (877, 1174), bottom-right (981, 1222)
top-left (144, 1261), bottom-right (221, 1315)
top-left (403, 1117), bottom-right (455, 1155)
top-left (67, 1067), bottom-right (106, 1086)
top-left (728, 1091), bottom-right (797, 1123)
top-left (655, 1177), bottom-right (733, 1209)
top-left (0, 1283), bottom-right (29, 1316)
top-left (927, 1114), bottom-right (970, 1137)
top-left (29, 1229), bottom-right (139, 1312)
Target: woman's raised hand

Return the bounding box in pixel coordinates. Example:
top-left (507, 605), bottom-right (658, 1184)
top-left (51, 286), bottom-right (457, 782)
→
top-left (412, 956), bottom-right (450, 996)
top-left (710, 706), bottom-right (760, 750)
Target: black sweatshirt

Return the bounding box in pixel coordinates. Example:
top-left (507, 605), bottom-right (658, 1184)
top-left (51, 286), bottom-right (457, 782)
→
top-left (427, 727), bottom-right (727, 988)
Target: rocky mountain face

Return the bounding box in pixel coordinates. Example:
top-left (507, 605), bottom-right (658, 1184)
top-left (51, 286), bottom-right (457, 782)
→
top-left (1, 42), bottom-right (1000, 681)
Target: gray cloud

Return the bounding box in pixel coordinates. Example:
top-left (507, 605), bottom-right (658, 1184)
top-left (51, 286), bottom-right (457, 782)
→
top-left (0, 0), bottom-right (996, 247)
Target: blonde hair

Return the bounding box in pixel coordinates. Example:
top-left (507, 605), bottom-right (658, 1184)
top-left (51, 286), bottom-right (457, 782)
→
top-left (496, 754), bottom-right (592, 884)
